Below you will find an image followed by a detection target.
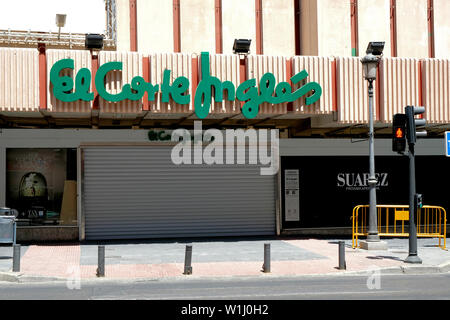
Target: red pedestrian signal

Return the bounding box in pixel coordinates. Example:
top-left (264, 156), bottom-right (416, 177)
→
top-left (393, 114), bottom-right (407, 153)
top-left (396, 127), bottom-right (404, 139)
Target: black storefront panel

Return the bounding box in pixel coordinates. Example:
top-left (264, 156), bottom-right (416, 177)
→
top-left (281, 156), bottom-right (450, 229)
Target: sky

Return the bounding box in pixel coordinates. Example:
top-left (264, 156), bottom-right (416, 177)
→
top-left (0, 0), bottom-right (106, 34)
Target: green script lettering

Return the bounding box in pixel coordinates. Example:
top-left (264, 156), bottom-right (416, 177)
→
top-left (194, 52), bottom-right (235, 119)
top-left (50, 52), bottom-right (322, 119)
top-left (95, 61), bottom-right (148, 102)
top-left (290, 70), bottom-right (322, 105)
top-left (194, 51), bottom-right (323, 119)
top-left (161, 69), bottom-right (190, 105)
top-left (50, 59), bottom-right (93, 102)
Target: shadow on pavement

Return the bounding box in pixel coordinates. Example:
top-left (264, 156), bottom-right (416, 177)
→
top-left (366, 255), bottom-right (404, 262)
top-left (80, 235), bottom-right (289, 246)
top-left (327, 241), bottom-right (353, 248)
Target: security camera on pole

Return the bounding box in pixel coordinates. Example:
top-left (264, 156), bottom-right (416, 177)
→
top-left (359, 42), bottom-right (388, 251)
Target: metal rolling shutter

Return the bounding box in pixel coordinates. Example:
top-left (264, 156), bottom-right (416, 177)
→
top-left (82, 146), bottom-right (276, 240)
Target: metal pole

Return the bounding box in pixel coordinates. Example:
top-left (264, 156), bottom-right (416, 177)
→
top-left (97, 245), bottom-right (105, 277)
top-left (405, 143), bottom-right (422, 263)
top-left (13, 218), bottom-right (16, 245)
top-left (338, 241), bottom-right (346, 270)
top-left (367, 80), bottom-right (380, 242)
top-left (184, 245), bottom-right (193, 275)
top-left (263, 243), bottom-right (271, 273)
top-left (12, 244), bottom-right (20, 272)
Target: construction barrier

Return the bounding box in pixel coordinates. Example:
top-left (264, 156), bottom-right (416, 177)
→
top-left (352, 205), bottom-right (447, 250)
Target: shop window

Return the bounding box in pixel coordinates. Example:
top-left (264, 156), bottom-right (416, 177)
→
top-left (5, 148), bottom-right (77, 227)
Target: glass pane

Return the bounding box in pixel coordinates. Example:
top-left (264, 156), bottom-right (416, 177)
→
top-left (5, 148), bottom-right (77, 226)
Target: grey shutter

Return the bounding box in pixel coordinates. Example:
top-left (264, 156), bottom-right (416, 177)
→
top-left (82, 146), bottom-right (276, 240)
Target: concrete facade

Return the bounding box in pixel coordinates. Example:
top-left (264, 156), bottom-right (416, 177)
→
top-left (299, 0), bottom-right (318, 56)
top-left (358, 0), bottom-right (391, 57)
top-left (222, 0), bottom-right (256, 55)
top-left (137, 0), bottom-right (173, 53)
top-left (180, 0), bottom-right (215, 54)
top-left (262, 0), bottom-right (296, 56)
top-left (112, 0), bottom-right (448, 59)
top-left (396, 0), bottom-right (428, 58)
top-left (434, 0), bottom-right (450, 59)
top-left (316, 0), bottom-right (352, 57)
top-left (116, 0), bottom-right (131, 52)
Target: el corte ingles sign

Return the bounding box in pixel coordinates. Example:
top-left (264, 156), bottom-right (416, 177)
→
top-left (50, 52), bottom-right (322, 119)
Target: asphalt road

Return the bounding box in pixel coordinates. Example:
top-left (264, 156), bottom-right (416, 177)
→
top-left (0, 273), bottom-right (449, 300)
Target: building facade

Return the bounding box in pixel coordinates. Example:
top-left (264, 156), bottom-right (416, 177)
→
top-left (0, 0), bottom-right (449, 241)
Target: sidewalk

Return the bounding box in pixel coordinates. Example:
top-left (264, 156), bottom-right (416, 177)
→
top-left (1, 237), bottom-right (449, 282)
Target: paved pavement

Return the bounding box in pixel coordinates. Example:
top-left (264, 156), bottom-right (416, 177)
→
top-left (0, 237), bottom-right (449, 282)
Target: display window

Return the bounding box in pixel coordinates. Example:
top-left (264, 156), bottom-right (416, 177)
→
top-left (281, 155), bottom-right (449, 230)
top-left (5, 148), bottom-right (77, 226)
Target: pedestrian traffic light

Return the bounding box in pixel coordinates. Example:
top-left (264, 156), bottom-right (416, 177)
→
top-left (405, 106), bottom-right (427, 144)
top-left (415, 194), bottom-right (423, 209)
top-left (392, 113), bottom-right (407, 153)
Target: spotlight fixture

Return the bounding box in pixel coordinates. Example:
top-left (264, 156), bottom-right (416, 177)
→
top-left (365, 41), bottom-right (385, 56)
top-left (85, 34), bottom-right (104, 50)
top-left (233, 39), bottom-right (251, 55)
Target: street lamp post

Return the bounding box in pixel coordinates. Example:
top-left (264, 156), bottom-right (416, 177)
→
top-left (360, 42), bottom-right (387, 250)
top-left (55, 14), bottom-right (66, 41)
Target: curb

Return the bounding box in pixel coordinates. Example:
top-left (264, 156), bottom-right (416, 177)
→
top-left (17, 275), bottom-right (67, 283)
top-left (1, 261), bottom-right (450, 284)
top-left (438, 261), bottom-right (450, 273)
top-left (339, 266), bottom-right (404, 276)
top-left (0, 272), bottom-right (66, 283)
top-left (345, 262), bottom-right (450, 276)
top-left (400, 265), bottom-right (441, 274)
top-left (0, 272), bottom-right (19, 283)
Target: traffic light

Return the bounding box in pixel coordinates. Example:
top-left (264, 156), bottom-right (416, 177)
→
top-left (392, 113), bottom-right (407, 153)
top-left (415, 194), bottom-right (423, 209)
top-left (405, 106), bottom-right (427, 144)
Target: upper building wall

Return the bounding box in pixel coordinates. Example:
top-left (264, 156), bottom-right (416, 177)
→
top-left (0, 0), bottom-right (446, 59)
top-left (358, 0), bottom-right (391, 57)
top-left (10, 0), bottom-right (440, 59)
top-left (115, 0), bottom-right (298, 56)
top-left (297, 0), bottom-right (447, 58)
top-left (299, 0), bottom-right (318, 56)
top-left (137, 0), bottom-right (173, 53)
top-left (180, 0), bottom-right (215, 54)
top-left (434, 0), bottom-right (450, 59)
top-left (222, 0), bottom-right (256, 54)
top-left (116, 0), bottom-right (131, 52)
top-left (396, 0), bottom-right (428, 58)
top-left (222, 0), bottom-right (256, 55)
top-left (316, 0), bottom-right (351, 57)
top-left (262, 0), bottom-right (296, 56)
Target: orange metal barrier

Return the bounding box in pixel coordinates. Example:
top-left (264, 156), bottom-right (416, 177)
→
top-left (352, 205), bottom-right (447, 250)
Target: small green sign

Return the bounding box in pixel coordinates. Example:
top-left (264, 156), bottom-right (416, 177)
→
top-left (148, 130), bottom-right (171, 141)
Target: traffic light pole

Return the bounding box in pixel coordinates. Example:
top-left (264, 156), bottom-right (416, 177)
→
top-left (405, 142), bottom-right (422, 263)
